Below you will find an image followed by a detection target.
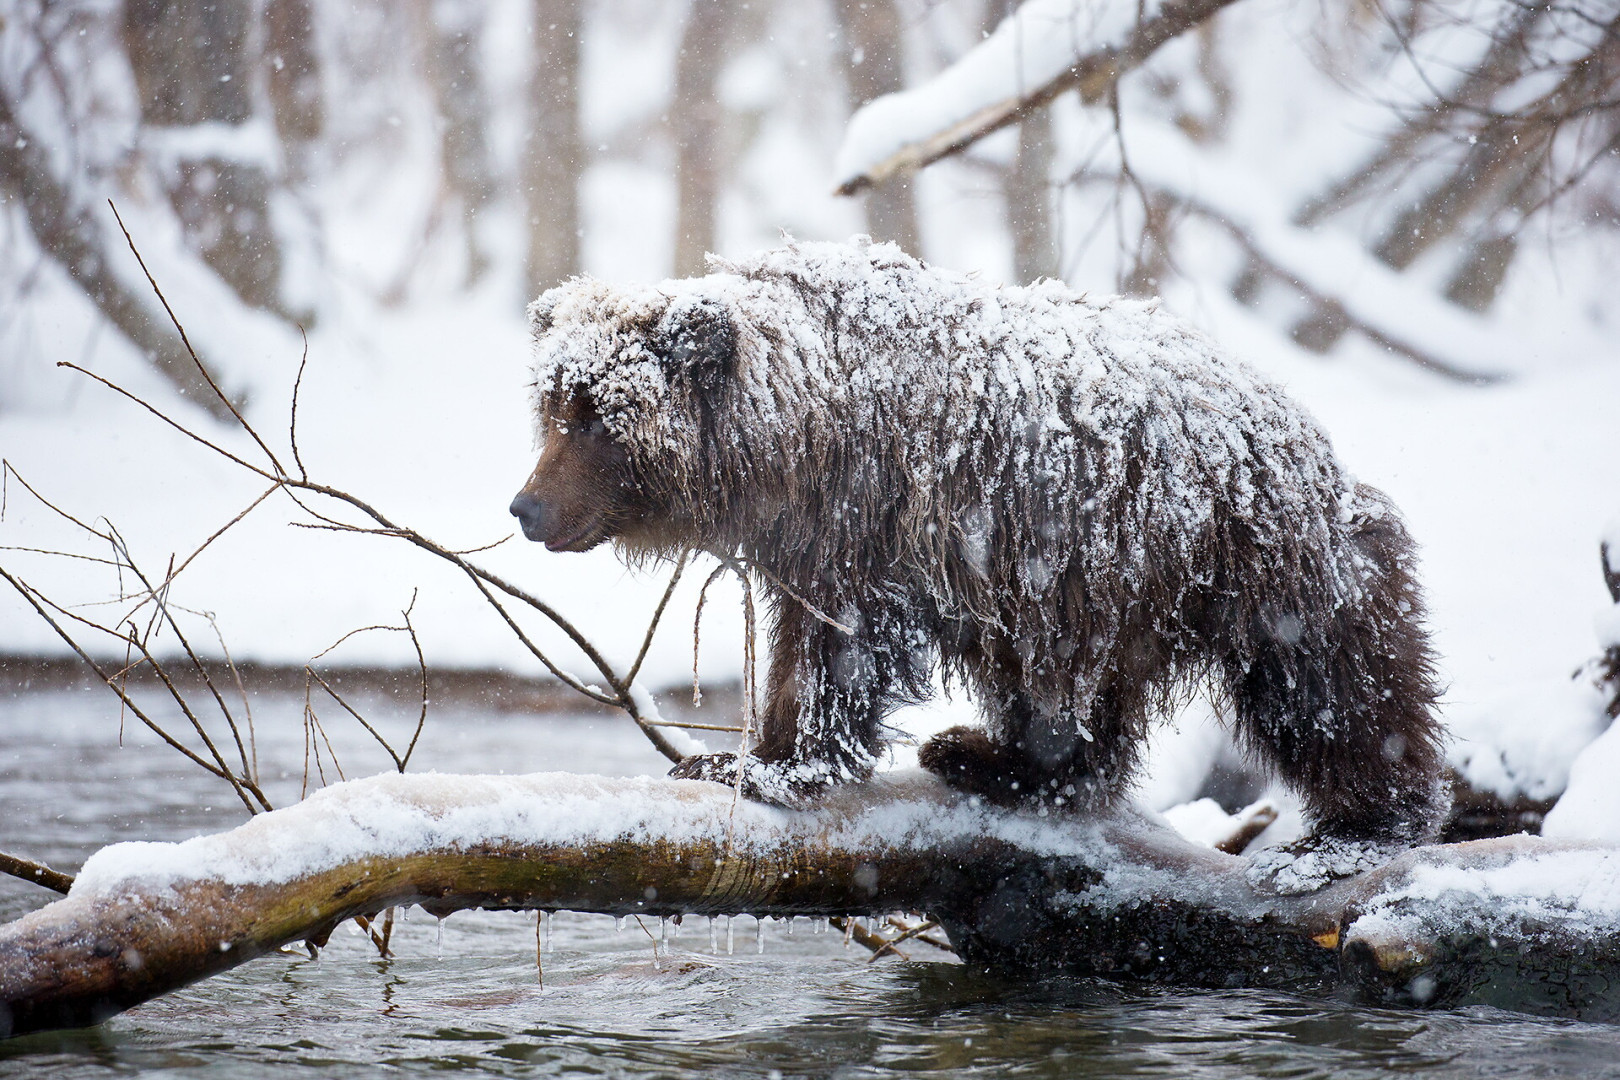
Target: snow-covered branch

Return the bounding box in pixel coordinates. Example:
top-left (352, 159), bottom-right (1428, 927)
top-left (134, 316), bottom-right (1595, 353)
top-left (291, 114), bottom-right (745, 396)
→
top-left (832, 0), bottom-right (1245, 194)
top-left (5, 771), bottom-right (1620, 1037)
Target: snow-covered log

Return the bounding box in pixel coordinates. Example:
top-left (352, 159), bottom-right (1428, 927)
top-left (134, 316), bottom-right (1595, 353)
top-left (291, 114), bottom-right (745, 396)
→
top-left (4, 772), bottom-right (1620, 1037)
top-left (832, 0), bottom-right (1244, 195)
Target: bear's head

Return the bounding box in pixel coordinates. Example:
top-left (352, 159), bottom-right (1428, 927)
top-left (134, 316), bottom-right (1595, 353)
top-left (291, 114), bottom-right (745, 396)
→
top-left (509, 280), bottom-right (739, 554)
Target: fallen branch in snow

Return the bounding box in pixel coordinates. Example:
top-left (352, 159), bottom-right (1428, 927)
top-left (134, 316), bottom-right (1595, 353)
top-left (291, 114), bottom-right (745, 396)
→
top-left (4, 771), bottom-right (1620, 1037)
top-left (830, 1), bottom-right (1593, 384)
top-left (1187, 199), bottom-right (1505, 385)
top-left (832, 0), bottom-right (1245, 195)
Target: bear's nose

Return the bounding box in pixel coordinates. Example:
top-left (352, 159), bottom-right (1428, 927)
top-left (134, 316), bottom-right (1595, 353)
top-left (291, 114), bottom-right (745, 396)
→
top-left (509, 492), bottom-right (555, 543)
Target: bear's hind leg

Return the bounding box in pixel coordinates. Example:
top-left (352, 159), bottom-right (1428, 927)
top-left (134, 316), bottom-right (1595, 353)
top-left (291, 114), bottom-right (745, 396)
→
top-left (1225, 605), bottom-right (1446, 891)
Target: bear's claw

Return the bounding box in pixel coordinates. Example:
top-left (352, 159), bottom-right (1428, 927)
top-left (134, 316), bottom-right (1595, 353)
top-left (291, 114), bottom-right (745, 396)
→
top-left (667, 752), bottom-right (813, 806)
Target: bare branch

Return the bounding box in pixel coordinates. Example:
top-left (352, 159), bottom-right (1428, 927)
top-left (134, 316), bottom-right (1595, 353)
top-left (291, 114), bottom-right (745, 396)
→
top-left (290, 327), bottom-right (311, 481)
top-left (0, 567), bottom-right (248, 792)
top-left (0, 851), bottom-right (73, 895)
top-left (106, 202), bottom-right (281, 471)
top-left (625, 551), bottom-right (687, 688)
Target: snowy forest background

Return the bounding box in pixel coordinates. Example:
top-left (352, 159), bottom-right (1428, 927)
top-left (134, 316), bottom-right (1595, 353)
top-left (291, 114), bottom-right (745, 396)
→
top-left (1, 0), bottom-right (1617, 842)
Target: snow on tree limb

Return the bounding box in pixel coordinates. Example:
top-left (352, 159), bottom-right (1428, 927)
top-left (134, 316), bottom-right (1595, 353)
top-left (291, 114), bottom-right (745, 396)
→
top-left (831, 0), bottom-right (1245, 195)
top-left (6, 771), bottom-right (1620, 1036)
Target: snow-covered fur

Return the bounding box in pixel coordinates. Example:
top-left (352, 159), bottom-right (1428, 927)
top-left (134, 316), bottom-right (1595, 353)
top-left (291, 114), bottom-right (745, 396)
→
top-left (513, 238), bottom-right (1446, 848)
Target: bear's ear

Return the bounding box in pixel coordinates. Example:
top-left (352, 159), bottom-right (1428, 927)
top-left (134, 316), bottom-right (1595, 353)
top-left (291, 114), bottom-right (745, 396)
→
top-left (528, 290), bottom-right (562, 338)
top-left (660, 296), bottom-right (735, 393)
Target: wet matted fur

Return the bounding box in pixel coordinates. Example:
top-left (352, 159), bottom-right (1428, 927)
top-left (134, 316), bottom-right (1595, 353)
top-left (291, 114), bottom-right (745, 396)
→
top-left (510, 238), bottom-right (1447, 851)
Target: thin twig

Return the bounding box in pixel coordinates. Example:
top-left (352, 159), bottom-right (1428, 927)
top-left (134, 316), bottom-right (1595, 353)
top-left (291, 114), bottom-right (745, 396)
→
top-left (168, 484), bottom-right (279, 585)
top-left (691, 563), bottom-right (729, 707)
top-left (0, 850), bottom-right (74, 895)
top-left (307, 671), bottom-right (405, 771)
top-left (869, 916), bottom-right (949, 961)
top-left (106, 201), bottom-right (283, 474)
top-left (729, 555), bottom-right (853, 635)
top-left (106, 531), bottom-right (261, 796)
top-left (0, 545), bottom-right (125, 567)
top-left (399, 597), bottom-right (429, 770)
top-left (625, 551), bottom-right (688, 688)
top-left (534, 911), bottom-right (544, 986)
top-left (0, 568), bottom-right (248, 793)
top-left (640, 720), bottom-right (747, 733)
top-left (290, 326), bottom-right (310, 481)
top-left (116, 622), bottom-right (263, 814)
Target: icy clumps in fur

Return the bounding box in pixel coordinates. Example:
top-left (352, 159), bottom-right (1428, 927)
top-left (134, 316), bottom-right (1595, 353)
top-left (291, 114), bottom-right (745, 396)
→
top-left (531, 237), bottom-right (1371, 671)
top-left (532, 238), bottom-right (1350, 536)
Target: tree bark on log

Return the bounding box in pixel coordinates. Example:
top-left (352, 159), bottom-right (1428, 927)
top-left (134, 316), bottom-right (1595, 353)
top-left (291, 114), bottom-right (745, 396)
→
top-left (3, 772), bottom-right (1619, 1038)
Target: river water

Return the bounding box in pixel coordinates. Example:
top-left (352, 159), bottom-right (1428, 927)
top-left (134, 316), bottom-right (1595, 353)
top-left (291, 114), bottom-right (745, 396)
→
top-left (3, 683), bottom-right (1620, 1078)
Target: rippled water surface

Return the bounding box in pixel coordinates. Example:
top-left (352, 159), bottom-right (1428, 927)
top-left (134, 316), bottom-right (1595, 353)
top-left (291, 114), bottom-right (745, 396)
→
top-left (4, 683), bottom-right (1620, 1078)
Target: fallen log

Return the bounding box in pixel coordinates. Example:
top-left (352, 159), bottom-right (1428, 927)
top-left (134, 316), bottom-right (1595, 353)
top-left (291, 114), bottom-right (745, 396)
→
top-left (2, 771), bottom-right (1619, 1037)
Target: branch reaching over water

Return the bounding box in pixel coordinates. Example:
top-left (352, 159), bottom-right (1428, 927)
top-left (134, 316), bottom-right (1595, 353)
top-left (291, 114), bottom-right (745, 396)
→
top-left (1, 216), bottom-right (703, 767)
top-left (3, 772), bottom-right (1619, 1038)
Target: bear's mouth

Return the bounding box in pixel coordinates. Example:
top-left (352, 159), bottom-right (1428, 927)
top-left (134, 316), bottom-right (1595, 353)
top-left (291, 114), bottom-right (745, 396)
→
top-left (544, 522), bottom-right (610, 553)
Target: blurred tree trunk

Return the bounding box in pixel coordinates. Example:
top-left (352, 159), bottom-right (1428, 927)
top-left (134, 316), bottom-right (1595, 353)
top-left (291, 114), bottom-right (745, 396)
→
top-left (524, 0), bottom-right (584, 298)
top-left (974, 0), bottom-right (1059, 283)
top-left (672, 0), bottom-right (735, 277)
top-left (420, 0), bottom-right (497, 283)
top-left (0, 90), bottom-right (236, 422)
top-left (1009, 109), bottom-right (1058, 283)
top-left (265, 0), bottom-right (324, 170)
top-left (122, 0), bottom-right (288, 317)
top-left (833, 0), bottom-right (922, 255)
top-left (1599, 543), bottom-right (1620, 722)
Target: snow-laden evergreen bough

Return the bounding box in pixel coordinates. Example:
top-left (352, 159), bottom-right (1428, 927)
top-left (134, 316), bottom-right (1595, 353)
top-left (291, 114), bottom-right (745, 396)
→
top-left (510, 238), bottom-right (1446, 888)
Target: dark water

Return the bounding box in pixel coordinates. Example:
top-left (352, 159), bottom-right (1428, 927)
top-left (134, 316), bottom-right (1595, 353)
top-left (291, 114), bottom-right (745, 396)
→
top-left (4, 684), bottom-right (1620, 1078)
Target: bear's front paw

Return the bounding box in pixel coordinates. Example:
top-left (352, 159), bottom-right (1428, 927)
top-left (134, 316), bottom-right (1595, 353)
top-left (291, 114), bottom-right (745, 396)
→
top-left (669, 751), bottom-right (748, 786)
top-left (1245, 834), bottom-right (1402, 895)
top-left (668, 753), bottom-right (822, 806)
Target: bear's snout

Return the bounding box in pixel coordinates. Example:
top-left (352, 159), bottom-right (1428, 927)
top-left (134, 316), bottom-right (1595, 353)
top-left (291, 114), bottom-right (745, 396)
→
top-left (509, 491), bottom-right (560, 545)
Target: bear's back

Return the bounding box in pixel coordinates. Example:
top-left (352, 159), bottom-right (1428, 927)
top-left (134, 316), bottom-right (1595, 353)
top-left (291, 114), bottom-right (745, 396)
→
top-left (722, 239), bottom-right (1344, 546)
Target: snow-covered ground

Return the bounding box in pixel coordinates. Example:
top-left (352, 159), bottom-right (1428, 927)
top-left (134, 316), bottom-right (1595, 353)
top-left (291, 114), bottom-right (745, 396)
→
top-left (2, 0), bottom-right (1615, 840)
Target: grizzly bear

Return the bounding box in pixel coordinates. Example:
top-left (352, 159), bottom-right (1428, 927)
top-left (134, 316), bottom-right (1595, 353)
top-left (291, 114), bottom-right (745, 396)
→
top-left (510, 238), bottom-right (1446, 881)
